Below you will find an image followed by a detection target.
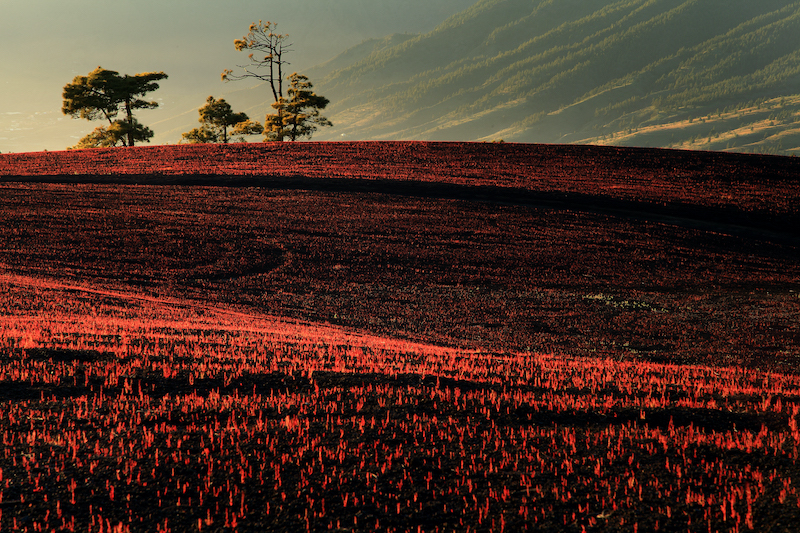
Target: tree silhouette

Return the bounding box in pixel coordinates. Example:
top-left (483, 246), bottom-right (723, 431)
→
top-left (181, 96), bottom-right (263, 143)
top-left (265, 74), bottom-right (332, 141)
top-left (62, 67), bottom-right (167, 148)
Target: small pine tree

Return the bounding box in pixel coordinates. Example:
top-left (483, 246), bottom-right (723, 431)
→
top-left (181, 96), bottom-right (262, 143)
top-left (264, 73), bottom-right (332, 141)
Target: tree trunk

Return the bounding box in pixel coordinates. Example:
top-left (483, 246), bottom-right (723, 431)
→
top-left (125, 98), bottom-right (135, 147)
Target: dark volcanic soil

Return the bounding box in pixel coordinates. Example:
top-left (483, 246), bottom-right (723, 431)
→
top-left (0, 179), bottom-right (797, 372)
top-left (0, 142), bottom-right (799, 532)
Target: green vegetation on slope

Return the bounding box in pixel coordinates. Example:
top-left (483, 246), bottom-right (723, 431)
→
top-left (310, 0), bottom-right (800, 154)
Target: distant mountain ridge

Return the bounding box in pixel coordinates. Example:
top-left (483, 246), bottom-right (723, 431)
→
top-left (305, 0), bottom-right (800, 155)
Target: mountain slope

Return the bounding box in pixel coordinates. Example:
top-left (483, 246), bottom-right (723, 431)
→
top-left (306, 0), bottom-right (800, 154)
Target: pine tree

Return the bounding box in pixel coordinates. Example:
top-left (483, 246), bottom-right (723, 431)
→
top-left (181, 96), bottom-right (263, 143)
top-left (223, 22), bottom-right (332, 141)
top-left (265, 74), bottom-right (332, 141)
top-left (62, 67), bottom-right (167, 148)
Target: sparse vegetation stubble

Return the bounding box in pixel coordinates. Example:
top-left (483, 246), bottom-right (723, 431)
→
top-left (0, 142), bottom-right (799, 531)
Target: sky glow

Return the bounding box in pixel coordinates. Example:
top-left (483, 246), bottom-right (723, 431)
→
top-left (1, 0), bottom-right (475, 153)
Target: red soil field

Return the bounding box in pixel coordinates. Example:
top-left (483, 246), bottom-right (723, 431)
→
top-left (2, 142), bottom-right (799, 224)
top-left (0, 142), bottom-right (799, 532)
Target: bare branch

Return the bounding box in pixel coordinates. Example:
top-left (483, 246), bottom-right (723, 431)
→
top-left (222, 21), bottom-right (292, 103)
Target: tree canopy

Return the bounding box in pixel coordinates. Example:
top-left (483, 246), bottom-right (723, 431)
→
top-left (181, 96), bottom-right (263, 144)
top-left (62, 67), bottom-right (167, 148)
top-left (265, 73), bottom-right (332, 141)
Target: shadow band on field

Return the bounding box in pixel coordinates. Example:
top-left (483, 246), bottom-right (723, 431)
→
top-left (5, 173), bottom-right (799, 245)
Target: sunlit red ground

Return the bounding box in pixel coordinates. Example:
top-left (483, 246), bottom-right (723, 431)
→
top-left (0, 142), bottom-right (799, 531)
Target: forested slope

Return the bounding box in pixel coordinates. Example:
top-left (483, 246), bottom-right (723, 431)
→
top-left (306, 0), bottom-right (800, 154)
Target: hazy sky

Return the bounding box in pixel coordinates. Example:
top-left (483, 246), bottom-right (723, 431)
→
top-left (1, 0), bottom-right (476, 153)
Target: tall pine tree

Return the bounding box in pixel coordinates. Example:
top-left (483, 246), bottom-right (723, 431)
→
top-left (62, 66), bottom-right (167, 148)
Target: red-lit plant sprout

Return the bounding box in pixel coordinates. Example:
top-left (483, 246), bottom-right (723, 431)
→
top-left (2, 273), bottom-right (800, 531)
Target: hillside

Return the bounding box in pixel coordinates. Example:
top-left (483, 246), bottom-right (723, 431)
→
top-left (1, 141), bottom-right (799, 368)
top-left (2, 142), bottom-right (800, 530)
top-left (296, 0), bottom-right (800, 155)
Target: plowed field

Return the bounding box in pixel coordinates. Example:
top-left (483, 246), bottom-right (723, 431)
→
top-left (0, 142), bottom-right (799, 532)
